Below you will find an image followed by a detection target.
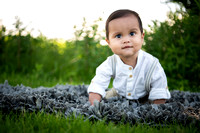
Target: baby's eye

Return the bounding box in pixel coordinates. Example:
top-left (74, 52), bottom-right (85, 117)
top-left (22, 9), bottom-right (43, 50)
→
top-left (130, 32), bottom-right (135, 36)
top-left (115, 34), bottom-right (122, 38)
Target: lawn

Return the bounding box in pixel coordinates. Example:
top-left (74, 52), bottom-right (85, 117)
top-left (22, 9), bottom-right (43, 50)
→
top-left (0, 111), bottom-right (198, 133)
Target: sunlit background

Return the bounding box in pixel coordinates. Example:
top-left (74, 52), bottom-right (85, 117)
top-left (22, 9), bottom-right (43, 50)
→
top-left (0, 0), bottom-right (199, 92)
top-left (0, 0), bottom-right (180, 40)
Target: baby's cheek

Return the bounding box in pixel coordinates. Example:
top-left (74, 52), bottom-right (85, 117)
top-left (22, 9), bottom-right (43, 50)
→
top-left (111, 45), bottom-right (120, 52)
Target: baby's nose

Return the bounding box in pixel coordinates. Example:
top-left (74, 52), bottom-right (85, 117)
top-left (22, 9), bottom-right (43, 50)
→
top-left (123, 36), bottom-right (130, 44)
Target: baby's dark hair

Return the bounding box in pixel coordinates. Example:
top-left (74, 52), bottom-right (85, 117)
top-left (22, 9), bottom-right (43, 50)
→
top-left (105, 9), bottom-right (143, 39)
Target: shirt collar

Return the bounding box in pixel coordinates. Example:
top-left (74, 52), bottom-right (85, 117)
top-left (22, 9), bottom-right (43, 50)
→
top-left (115, 50), bottom-right (143, 69)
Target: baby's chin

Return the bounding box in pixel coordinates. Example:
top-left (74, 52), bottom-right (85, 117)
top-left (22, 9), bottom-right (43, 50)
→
top-left (118, 52), bottom-right (139, 59)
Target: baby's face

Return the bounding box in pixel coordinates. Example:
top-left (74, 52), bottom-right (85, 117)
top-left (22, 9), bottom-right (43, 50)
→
top-left (106, 15), bottom-right (144, 59)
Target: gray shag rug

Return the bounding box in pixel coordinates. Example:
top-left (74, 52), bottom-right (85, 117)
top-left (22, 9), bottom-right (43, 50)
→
top-left (0, 80), bottom-right (200, 126)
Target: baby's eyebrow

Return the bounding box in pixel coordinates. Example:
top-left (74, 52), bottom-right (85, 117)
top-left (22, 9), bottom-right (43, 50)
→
top-left (113, 32), bottom-right (121, 35)
top-left (130, 28), bottom-right (138, 31)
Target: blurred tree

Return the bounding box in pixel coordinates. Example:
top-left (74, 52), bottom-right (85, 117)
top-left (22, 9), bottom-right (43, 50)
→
top-left (167, 0), bottom-right (200, 15)
top-left (72, 17), bottom-right (112, 82)
top-left (13, 17), bottom-right (26, 71)
top-left (0, 23), bottom-right (6, 65)
top-left (144, 5), bottom-right (200, 91)
top-left (0, 17), bottom-right (39, 73)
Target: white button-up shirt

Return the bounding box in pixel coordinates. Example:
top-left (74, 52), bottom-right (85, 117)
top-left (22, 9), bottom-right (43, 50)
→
top-left (87, 50), bottom-right (171, 101)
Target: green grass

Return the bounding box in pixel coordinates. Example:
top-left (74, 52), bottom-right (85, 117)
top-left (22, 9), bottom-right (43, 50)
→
top-left (0, 72), bottom-right (84, 88)
top-left (0, 72), bottom-right (113, 89)
top-left (0, 111), bottom-right (198, 133)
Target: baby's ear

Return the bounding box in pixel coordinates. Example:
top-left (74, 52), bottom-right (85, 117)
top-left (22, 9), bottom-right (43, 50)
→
top-left (141, 32), bottom-right (145, 39)
top-left (106, 38), bottom-right (110, 45)
top-left (141, 32), bottom-right (145, 43)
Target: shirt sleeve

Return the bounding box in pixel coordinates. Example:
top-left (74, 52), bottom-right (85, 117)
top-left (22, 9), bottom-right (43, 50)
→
top-left (148, 62), bottom-right (171, 101)
top-left (87, 56), bottom-right (113, 97)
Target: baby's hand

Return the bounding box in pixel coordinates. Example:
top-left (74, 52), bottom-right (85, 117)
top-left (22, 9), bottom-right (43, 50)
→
top-left (153, 99), bottom-right (166, 104)
top-left (89, 92), bottom-right (102, 105)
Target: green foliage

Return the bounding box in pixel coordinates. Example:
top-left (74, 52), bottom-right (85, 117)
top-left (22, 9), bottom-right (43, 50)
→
top-left (0, 17), bottom-right (112, 85)
top-left (167, 0), bottom-right (200, 15)
top-left (0, 17), bottom-right (34, 73)
top-left (72, 18), bottom-right (112, 81)
top-left (143, 7), bottom-right (200, 91)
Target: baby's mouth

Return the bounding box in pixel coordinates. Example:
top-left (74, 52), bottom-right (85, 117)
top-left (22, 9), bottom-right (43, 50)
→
top-left (122, 46), bottom-right (133, 49)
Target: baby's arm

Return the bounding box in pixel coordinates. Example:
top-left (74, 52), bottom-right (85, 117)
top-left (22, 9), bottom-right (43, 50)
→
top-left (89, 92), bottom-right (102, 105)
top-left (149, 61), bottom-right (171, 104)
top-left (88, 56), bottom-right (114, 105)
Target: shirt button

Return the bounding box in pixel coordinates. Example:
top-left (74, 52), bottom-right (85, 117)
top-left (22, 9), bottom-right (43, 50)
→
top-left (128, 93), bottom-right (131, 96)
top-left (129, 75), bottom-right (133, 78)
top-left (129, 67), bottom-right (132, 70)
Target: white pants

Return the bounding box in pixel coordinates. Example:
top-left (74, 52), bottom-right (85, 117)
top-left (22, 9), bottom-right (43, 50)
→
top-left (105, 88), bottom-right (118, 99)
